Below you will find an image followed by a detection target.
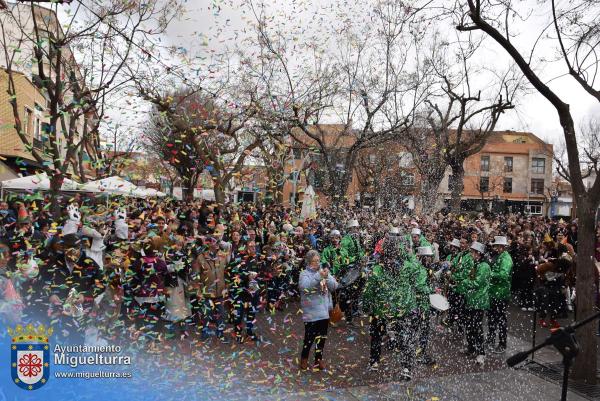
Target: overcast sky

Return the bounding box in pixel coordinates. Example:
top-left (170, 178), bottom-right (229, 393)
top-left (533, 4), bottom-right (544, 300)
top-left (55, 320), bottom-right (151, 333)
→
top-left (65, 0), bottom-right (600, 148)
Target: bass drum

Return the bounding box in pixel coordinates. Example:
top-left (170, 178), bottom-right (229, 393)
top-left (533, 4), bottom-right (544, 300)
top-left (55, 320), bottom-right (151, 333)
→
top-left (339, 265), bottom-right (361, 288)
top-left (429, 293), bottom-right (450, 311)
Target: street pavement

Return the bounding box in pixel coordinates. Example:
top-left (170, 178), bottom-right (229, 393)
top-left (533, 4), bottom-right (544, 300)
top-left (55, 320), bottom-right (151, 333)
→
top-left (152, 303), bottom-right (594, 400)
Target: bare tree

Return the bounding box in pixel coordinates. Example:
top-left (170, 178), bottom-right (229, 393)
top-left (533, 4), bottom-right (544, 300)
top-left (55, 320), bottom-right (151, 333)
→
top-left (454, 0), bottom-right (600, 383)
top-left (418, 32), bottom-right (518, 212)
top-left (244, 0), bottom-right (432, 209)
top-left (98, 124), bottom-right (138, 177)
top-left (0, 1), bottom-right (181, 215)
top-left (139, 86), bottom-right (262, 204)
top-left (403, 126), bottom-right (448, 213)
top-left (144, 108), bottom-right (204, 201)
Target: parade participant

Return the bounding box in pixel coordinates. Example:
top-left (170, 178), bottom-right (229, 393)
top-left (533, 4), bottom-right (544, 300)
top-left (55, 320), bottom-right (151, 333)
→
top-left (340, 219), bottom-right (366, 324)
top-left (460, 241), bottom-right (491, 365)
top-left (230, 240), bottom-right (260, 343)
top-left (536, 236), bottom-right (571, 328)
top-left (321, 229), bottom-right (353, 324)
top-left (446, 238), bottom-right (472, 333)
top-left (81, 212), bottom-right (108, 270)
top-left (341, 219), bottom-right (364, 265)
top-left (163, 235), bottom-right (193, 340)
top-left (192, 234), bottom-right (230, 342)
top-left (129, 234), bottom-right (169, 347)
top-left (299, 250), bottom-right (338, 371)
top-left (511, 233), bottom-right (537, 311)
top-left (486, 236), bottom-right (513, 353)
top-left (46, 234), bottom-right (105, 344)
top-left (414, 246), bottom-right (435, 365)
top-left (289, 225), bottom-right (312, 296)
top-left (408, 227), bottom-right (430, 252)
top-left (363, 236), bottom-right (419, 379)
top-left (261, 234), bottom-right (291, 311)
top-left (0, 238), bottom-right (23, 324)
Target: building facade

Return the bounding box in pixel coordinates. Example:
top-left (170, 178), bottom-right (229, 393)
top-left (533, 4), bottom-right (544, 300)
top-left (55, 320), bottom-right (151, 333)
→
top-left (439, 131), bottom-right (554, 215)
top-left (0, 3), bottom-right (99, 181)
top-left (276, 126), bottom-right (554, 214)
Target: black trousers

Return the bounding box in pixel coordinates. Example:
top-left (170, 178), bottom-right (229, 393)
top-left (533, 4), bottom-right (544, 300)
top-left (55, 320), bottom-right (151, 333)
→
top-left (301, 319), bottom-right (329, 362)
top-left (536, 282), bottom-right (565, 320)
top-left (465, 309), bottom-right (485, 355)
top-left (447, 290), bottom-right (466, 331)
top-left (369, 316), bottom-right (386, 364)
top-left (387, 315), bottom-right (420, 369)
top-left (487, 298), bottom-right (508, 347)
top-left (418, 310), bottom-right (431, 353)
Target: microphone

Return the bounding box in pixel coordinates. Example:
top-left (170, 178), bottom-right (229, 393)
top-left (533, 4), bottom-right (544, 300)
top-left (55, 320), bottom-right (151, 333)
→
top-left (506, 351), bottom-right (530, 367)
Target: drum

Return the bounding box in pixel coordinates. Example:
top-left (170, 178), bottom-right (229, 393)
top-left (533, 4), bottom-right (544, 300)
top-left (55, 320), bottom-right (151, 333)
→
top-left (340, 265), bottom-right (361, 287)
top-left (429, 293), bottom-right (450, 311)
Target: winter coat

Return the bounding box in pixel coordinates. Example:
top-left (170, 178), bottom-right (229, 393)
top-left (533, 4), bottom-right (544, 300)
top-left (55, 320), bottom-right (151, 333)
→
top-left (362, 259), bottom-right (420, 319)
top-left (461, 260), bottom-right (491, 310)
top-left (490, 251), bottom-right (513, 300)
top-left (341, 234), bottom-right (364, 264)
top-left (453, 251), bottom-right (473, 295)
top-left (193, 252), bottom-right (228, 298)
top-left (299, 267), bottom-right (338, 322)
top-left (412, 259), bottom-right (433, 312)
top-left (320, 245), bottom-right (351, 276)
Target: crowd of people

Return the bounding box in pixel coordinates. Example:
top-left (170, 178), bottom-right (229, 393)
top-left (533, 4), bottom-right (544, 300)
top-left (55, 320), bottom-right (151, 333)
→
top-left (0, 194), bottom-right (598, 380)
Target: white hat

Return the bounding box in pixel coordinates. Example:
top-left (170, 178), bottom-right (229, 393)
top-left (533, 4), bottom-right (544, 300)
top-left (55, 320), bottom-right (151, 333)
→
top-left (389, 226), bottom-right (401, 235)
top-left (470, 241), bottom-right (486, 254)
top-left (330, 229), bottom-right (341, 237)
top-left (410, 228), bottom-right (421, 236)
top-left (410, 221), bottom-right (419, 227)
top-left (417, 246), bottom-right (434, 256)
top-left (449, 238), bottom-right (461, 248)
top-left (282, 223), bottom-right (294, 233)
top-left (347, 219), bottom-right (359, 228)
top-left (492, 236), bottom-right (509, 246)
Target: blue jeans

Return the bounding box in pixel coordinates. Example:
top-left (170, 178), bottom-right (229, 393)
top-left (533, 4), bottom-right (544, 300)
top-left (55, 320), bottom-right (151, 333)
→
top-left (200, 297), bottom-right (225, 337)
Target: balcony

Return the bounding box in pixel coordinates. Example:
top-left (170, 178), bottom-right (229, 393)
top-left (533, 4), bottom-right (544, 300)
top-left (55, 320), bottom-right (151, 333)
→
top-left (33, 137), bottom-right (44, 150)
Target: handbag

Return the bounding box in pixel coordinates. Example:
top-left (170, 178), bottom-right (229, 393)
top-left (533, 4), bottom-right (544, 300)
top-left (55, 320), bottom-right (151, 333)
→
top-left (329, 293), bottom-right (343, 323)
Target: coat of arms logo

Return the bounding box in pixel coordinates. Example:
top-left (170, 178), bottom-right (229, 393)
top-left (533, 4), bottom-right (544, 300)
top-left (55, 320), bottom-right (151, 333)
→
top-left (8, 324), bottom-right (53, 390)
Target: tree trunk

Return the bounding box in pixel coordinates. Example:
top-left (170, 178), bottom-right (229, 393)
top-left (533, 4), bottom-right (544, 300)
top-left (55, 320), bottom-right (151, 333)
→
top-left (214, 185), bottom-right (227, 206)
top-left (181, 176), bottom-right (194, 201)
top-left (420, 179), bottom-right (440, 214)
top-left (449, 162), bottom-right (465, 213)
top-left (49, 173), bottom-right (64, 219)
top-left (419, 167), bottom-right (446, 215)
top-left (571, 196), bottom-right (598, 384)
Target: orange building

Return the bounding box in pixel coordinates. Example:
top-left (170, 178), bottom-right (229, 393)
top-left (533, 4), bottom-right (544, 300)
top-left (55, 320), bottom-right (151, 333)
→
top-left (279, 126), bottom-right (553, 214)
top-left (439, 131), bottom-right (553, 215)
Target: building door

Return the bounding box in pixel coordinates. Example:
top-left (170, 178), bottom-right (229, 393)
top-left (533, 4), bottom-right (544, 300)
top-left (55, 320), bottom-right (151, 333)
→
top-left (238, 191), bottom-right (255, 203)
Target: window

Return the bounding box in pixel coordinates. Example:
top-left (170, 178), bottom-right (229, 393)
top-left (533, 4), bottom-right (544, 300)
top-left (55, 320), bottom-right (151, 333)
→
top-left (532, 157), bottom-right (545, 174)
top-left (504, 156), bottom-right (513, 172)
top-left (503, 177), bottom-right (512, 193)
top-left (369, 154), bottom-right (376, 165)
top-left (479, 176), bottom-right (489, 192)
top-left (531, 178), bottom-right (545, 194)
top-left (398, 152), bottom-right (413, 168)
top-left (24, 107), bottom-right (33, 135)
top-left (448, 175), bottom-right (453, 191)
top-left (401, 172), bottom-right (415, 186)
top-left (525, 205), bottom-right (542, 215)
top-left (480, 155), bottom-right (490, 172)
top-left (34, 117), bottom-right (41, 140)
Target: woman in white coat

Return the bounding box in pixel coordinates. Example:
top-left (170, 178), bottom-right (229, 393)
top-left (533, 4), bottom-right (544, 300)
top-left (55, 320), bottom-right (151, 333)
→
top-left (299, 249), bottom-right (338, 371)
